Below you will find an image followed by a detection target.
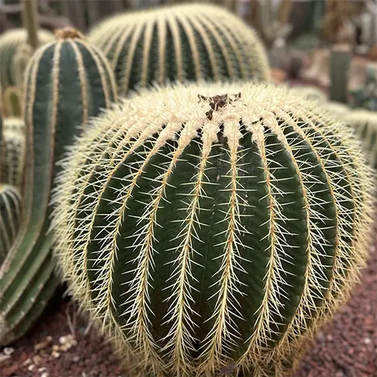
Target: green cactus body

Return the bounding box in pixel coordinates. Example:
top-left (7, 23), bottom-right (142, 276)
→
top-left (52, 83), bottom-right (374, 376)
top-left (1, 118), bottom-right (26, 188)
top-left (2, 87), bottom-right (23, 118)
top-left (0, 28), bottom-right (117, 345)
top-left (0, 28), bottom-right (54, 93)
top-left (345, 110), bottom-right (377, 168)
top-left (329, 44), bottom-right (351, 104)
top-left (88, 4), bottom-right (270, 96)
top-left (0, 185), bottom-right (21, 264)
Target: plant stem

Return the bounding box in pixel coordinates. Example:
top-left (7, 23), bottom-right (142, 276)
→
top-left (22, 0), bottom-right (40, 51)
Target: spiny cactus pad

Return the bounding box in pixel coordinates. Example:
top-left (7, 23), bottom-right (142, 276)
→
top-left (88, 4), bottom-right (270, 96)
top-left (53, 83), bottom-right (374, 376)
top-left (0, 28), bottom-right (117, 345)
top-left (0, 184), bottom-right (21, 264)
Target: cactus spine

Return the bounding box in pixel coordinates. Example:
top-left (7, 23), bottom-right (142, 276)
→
top-left (53, 83), bottom-right (374, 376)
top-left (0, 29), bottom-right (54, 93)
top-left (88, 4), bottom-right (270, 96)
top-left (0, 28), bottom-right (117, 345)
top-left (0, 185), bottom-right (21, 264)
top-left (1, 118), bottom-right (26, 188)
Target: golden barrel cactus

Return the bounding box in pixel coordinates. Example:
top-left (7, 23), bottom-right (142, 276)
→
top-left (53, 83), bottom-right (374, 376)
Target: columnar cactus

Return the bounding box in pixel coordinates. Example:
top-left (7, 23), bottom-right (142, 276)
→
top-left (0, 185), bottom-right (21, 264)
top-left (52, 83), bottom-right (374, 376)
top-left (0, 118), bottom-right (26, 188)
top-left (0, 28), bottom-right (54, 92)
top-left (345, 110), bottom-right (377, 168)
top-left (0, 28), bottom-right (117, 345)
top-left (88, 4), bottom-right (270, 96)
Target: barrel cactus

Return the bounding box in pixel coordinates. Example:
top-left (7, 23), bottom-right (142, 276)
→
top-left (52, 83), bottom-right (374, 376)
top-left (0, 118), bottom-right (26, 188)
top-left (0, 185), bottom-right (21, 264)
top-left (0, 28), bottom-right (117, 345)
top-left (88, 4), bottom-right (270, 96)
top-left (345, 110), bottom-right (377, 168)
top-left (0, 28), bottom-right (54, 93)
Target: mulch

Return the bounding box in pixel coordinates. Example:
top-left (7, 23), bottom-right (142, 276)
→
top-left (1, 243), bottom-right (376, 377)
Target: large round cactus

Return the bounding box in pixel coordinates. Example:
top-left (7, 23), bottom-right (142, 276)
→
top-left (52, 83), bottom-right (374, 376)
top-left (88, 4), bottom-right (270, 96)
top-left (0, 28), bottom-right (117, 345)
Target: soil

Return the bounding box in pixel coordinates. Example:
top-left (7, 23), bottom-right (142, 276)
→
top-left (1, 243), bottom-right (376, 377)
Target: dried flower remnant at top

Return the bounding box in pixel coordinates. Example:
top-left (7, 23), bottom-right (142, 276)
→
top-left (198, 92), bottom-right (241, 120)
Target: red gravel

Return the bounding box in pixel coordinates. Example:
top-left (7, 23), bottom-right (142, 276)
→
top-left (1, 243), bottom-right (376, 377)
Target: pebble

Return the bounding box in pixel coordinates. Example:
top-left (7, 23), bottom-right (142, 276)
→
top-left (41, 373), bottom-right (49, 377)
top-left (3, 347), bottom-right (14, 355)
top-left (33, 355), bottom-right (42, 365)
top-left (28, 364), bottom-right (36, 371)
top-left (52, 351), bottom-right (60, 359)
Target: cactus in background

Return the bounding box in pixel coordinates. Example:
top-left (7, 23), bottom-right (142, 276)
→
top-left (0, 185), bottom-right (21, 265)
top-left (345, 110), bottom-right (377, 168)
top-left (0, 28), bottom-right (117, 345)
top-left (323, 101), bottom-right (350, 118)
top-left (0, 113), bottom-right (3, 179)
top-left (88, 4), bottom-right (270, 96)
top-left (2, 87), bottom-right (23, 118)
top-left (290, 85), bottom-right (327, 103)
top-left (52, 82), bottom-right (373, 376)
top-left (329, 44), bottom-right (351, 104)
top-left (1, 118), bottom-right (26, 188)
top-left (0, 29), bottom-right (54, 93)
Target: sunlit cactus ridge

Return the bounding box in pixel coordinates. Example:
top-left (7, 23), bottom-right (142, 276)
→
top-left (88, 3), bottom-right (271, 96)
top-left (52, 82), bottom-right (374, 376)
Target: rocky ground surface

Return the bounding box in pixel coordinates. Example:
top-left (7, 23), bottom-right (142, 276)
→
top-left (1, 242), bottom-right (376, 377)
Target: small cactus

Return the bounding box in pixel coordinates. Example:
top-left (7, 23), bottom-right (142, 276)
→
top-left (329, 44), bottom-right (351, 104)
top-left (0, 28), bottom-right (117, 345)
top-left (88, 4), bottom-right (271, 96)
top-left (0, 185), bottom-right (21, 264)
top-left (52, 82), bottom-right (374, 376)
top-left (0, 118), bottom-right (26, 188)
top-left (345, 110), bottom-right (377, 168)
top-left (0, 28), bottom-right (54, 93)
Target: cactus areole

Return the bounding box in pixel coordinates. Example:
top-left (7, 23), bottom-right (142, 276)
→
top-left (53, 83), bottom-right (374, 376)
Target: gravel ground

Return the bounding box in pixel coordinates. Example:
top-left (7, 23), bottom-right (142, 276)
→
top-left (1, 242), bottom-right (376, 377)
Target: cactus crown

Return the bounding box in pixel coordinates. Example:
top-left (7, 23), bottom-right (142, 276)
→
top-left (53, 82), bottom-right (374, 376)
top-left (88, 4), bottom-right (270, 96)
